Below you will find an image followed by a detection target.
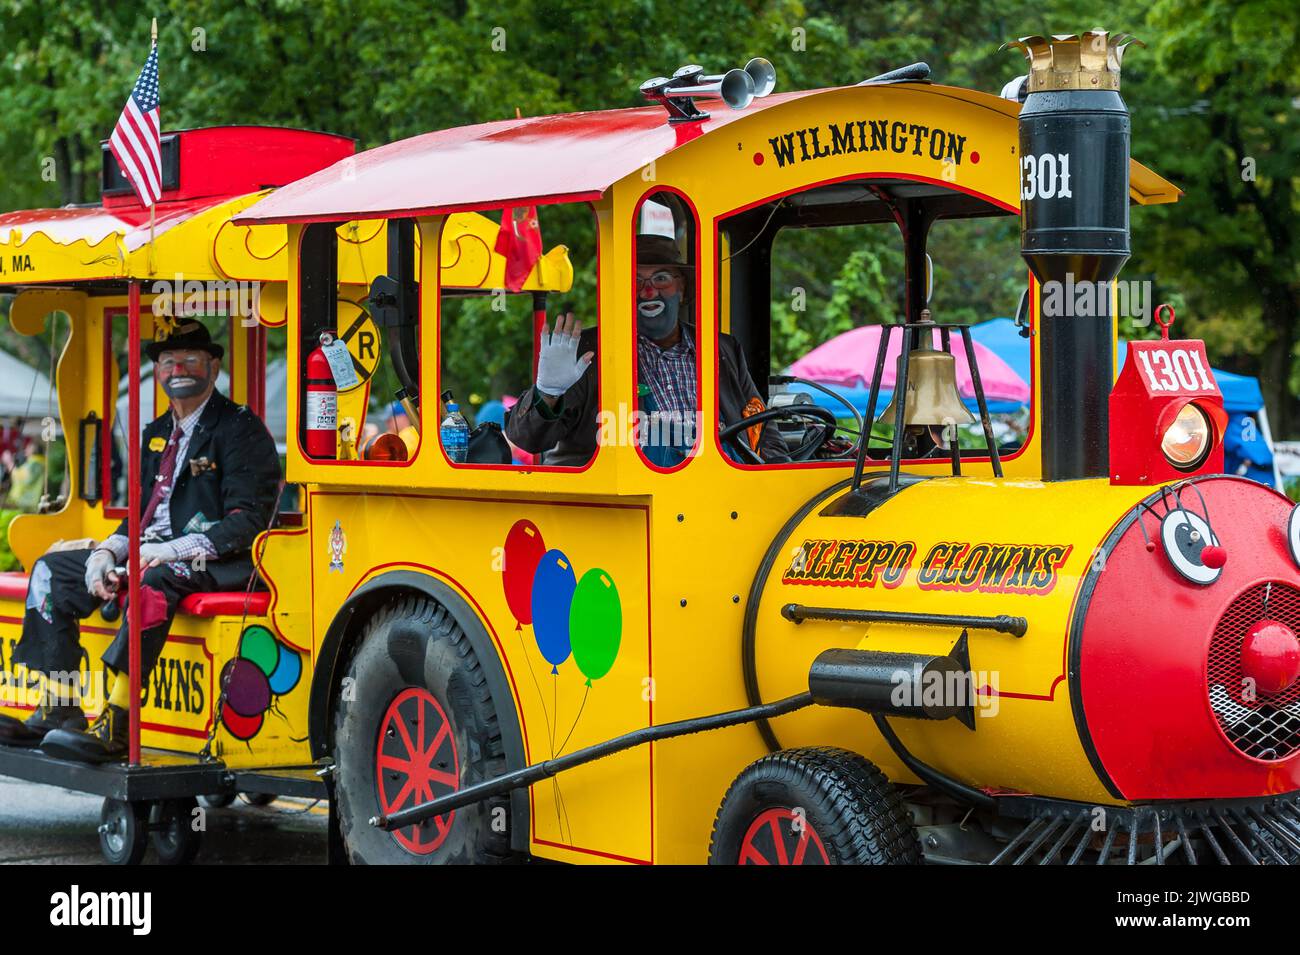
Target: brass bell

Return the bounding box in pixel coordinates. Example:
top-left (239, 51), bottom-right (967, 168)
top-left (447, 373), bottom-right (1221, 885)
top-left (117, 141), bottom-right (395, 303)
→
top-left (877, 343), bottom-right (976, 428)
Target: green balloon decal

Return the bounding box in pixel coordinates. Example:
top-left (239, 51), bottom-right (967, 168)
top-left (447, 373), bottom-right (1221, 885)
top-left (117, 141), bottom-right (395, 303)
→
top-left (240, 625), bottom-right (280, 677)
top-left (569, 568), bottom-right (622, 685)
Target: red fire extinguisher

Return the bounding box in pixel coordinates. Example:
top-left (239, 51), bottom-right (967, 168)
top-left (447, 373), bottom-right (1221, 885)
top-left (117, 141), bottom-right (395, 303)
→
top-left (304, 332), bottom-right (338, 459)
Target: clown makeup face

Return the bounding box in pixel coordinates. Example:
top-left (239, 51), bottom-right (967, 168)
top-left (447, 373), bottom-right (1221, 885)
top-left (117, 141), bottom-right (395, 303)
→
top-left (635, 266), bottom-right (684, 341)
top-left (157, 349), bottom-right (218, 400)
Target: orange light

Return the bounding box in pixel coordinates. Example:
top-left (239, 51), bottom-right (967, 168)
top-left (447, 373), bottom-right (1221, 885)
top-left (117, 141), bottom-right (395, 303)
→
top-left (363, 432), bottom-right (408, 462)
top-left (1160, 403), bottom-right (1211, 470)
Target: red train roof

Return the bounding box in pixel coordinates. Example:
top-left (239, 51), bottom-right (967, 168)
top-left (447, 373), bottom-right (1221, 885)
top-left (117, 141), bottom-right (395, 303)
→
top-left (234, 90), bottom-right (828, 225)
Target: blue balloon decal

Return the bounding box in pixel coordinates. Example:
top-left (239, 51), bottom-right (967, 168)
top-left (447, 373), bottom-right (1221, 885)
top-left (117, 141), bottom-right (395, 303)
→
top-left (531, 549), bottom-right (577, 672)
top-left (268, 643), bottom-right (303, 696)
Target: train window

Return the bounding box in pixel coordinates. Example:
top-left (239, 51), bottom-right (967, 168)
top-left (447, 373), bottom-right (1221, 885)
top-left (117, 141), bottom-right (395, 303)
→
top-left (632, 190), bottom-right (700, 471)
top-left (442, 204), bottom-right (598, 469)
top-left (297, 220), bottom-right (422, 466)
top-left (925, 216), bottom-right (1030, 456)
top-left (716, 178), bottom-right (1026, 468)
top-left (3, 309), bottom-right (70, 514)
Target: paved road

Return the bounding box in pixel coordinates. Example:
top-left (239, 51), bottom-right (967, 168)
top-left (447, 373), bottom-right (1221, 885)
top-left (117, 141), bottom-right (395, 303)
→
top-left (0, 776), bottom-right (328, 864)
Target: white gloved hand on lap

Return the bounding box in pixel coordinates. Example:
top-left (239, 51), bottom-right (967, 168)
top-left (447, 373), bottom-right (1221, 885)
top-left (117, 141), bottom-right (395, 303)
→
top-left (534, 313), bottom-right (594, 398)
top-left (84, 549), bottom-right (116, 597)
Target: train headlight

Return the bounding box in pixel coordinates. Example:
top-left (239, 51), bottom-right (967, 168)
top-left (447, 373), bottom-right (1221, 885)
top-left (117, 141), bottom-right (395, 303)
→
top-left (1160, 403), bottom-right (1212, 471)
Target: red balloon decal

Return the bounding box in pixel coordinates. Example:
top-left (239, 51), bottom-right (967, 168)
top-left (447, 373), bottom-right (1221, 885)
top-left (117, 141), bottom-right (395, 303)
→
top-left (221, 707), bottom-right (264, 741)
top-left (503, 519), bottom-right (547, 626)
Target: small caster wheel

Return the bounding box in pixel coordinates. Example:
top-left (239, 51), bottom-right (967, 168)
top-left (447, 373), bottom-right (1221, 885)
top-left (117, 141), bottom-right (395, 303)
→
top-left (197, 793), bottom-right (235, 809)
top-left (240, 792), bottom-right (275, 807)
top-left (99, 798), bottom-right (148, 865)
top-left (149, 797), bottom-right (202, 865)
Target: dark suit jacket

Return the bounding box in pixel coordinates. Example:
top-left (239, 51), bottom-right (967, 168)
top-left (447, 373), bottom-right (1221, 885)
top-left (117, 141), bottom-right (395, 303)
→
top-left (506, 325), bottom-right (784, 467)
top-left (114, 391), bottom-right (281, 584)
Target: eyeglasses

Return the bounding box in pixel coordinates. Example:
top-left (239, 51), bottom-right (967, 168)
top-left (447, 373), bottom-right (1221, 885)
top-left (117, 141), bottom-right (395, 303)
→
top-left (636, 270), bottom-right (678, 292)
top-left (157, 355), bottom-right (209, 372)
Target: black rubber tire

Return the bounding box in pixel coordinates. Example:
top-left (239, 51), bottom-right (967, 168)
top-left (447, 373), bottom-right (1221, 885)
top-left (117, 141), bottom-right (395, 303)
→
top-left (149, 797), bottom-right (202, 865)
top-left (99, 798), bottom-right (148, 866)
top-left (332, 596), bottom-right (514, 864)
top-left (197, 793), bottom-right (235, 809)
top-left (239, 792), bottom-right (276, 807)
top-left (708, 746), bottom-right (922, 865)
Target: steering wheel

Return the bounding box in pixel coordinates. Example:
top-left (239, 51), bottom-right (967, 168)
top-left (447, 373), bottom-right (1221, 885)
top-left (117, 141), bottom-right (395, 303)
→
top-left (719, 404), bottom-right (840, 464)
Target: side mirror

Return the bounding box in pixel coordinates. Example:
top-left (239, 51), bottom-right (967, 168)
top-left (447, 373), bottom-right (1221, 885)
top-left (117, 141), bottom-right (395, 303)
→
top-left (1015, 288), bottom-right (1031, 337)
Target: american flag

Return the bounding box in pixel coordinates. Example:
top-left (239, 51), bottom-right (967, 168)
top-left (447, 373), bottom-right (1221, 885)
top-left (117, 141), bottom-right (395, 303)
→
top-left (109, 46), bottom-right (161, 207)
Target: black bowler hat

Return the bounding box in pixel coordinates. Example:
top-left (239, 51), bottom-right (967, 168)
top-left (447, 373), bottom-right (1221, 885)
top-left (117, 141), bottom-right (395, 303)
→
top-left (146, 319), bottom-right (224, 362)
top-left (636, 234), bottom-right (693, 270)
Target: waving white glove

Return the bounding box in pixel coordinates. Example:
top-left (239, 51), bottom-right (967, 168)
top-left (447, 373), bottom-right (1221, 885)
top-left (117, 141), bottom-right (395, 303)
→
top-left (535, 313), bottom-right (594, 398)
top-left (84, 549), bottom-right (117, 597)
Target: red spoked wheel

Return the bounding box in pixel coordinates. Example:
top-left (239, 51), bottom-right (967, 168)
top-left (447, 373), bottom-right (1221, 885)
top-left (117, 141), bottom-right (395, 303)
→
top-left (709, 748), bottom-right (922, 865)
top-left (375, 687), bottom-right (460, 854)
top-left (739, 808), bottom-right (830, 865)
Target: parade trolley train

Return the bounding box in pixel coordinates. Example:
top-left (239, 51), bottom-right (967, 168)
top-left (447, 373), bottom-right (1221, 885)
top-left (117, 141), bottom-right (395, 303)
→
top-left (5, 30), bottom-right (1300, 866)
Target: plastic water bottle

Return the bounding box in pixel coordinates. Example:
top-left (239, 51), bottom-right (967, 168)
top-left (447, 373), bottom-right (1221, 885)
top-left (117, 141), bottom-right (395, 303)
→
top-left (441, 401), bottom-right (469, 463)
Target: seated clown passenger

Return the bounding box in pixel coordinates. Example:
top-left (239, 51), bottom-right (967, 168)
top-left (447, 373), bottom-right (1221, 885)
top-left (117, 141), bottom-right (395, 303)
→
top-left (506, 235), bottom-right (785, 466)
top-left (0, 321), bottom-right (282, 762)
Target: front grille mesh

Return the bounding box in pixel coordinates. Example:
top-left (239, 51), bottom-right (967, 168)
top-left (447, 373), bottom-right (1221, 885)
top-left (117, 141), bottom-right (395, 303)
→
top-left (1207, 581), bottom-right (1300, 760)
top-left (986, 795), bottom-right (1300, 865)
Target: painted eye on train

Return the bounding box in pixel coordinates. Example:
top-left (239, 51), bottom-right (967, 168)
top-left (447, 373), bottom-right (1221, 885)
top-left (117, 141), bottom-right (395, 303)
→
top-left (1160, 508), bottom-right (1223, 585)
top-left (1287, 504), bottom-right (1300, 570)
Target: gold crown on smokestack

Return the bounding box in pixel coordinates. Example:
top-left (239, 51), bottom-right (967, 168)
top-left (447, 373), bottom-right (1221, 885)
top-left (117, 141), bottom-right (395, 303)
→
top-left (1003, 30), bottom-right (1142, 92)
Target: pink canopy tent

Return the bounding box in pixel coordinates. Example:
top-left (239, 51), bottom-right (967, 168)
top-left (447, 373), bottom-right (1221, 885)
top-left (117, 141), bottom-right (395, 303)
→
top-left (789, 325), bottom-right (1030, 405)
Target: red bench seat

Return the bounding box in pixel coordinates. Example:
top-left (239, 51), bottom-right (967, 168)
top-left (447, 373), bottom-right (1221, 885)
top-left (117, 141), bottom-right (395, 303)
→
top-left (0, 571), bottom-right (270, 618)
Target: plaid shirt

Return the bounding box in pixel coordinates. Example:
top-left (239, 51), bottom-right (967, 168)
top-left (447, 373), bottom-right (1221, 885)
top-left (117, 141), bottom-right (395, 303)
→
top-left (637, 329), bottom-right (697, 444)
top-left (101, 395), bottom-right (217, 563)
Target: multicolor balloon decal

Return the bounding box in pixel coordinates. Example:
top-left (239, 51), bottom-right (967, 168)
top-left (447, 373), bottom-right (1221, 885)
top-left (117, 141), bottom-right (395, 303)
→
top-left (570, 569), bottom-right (621, 686)
top-left (531, 550), bottom-right (576, 673)
top-left (500, 519), bottom-right (625, 685)
top-left (500, 518), bottom-right (626, 844)
top-left (220, 624), bottom-right (304, 741)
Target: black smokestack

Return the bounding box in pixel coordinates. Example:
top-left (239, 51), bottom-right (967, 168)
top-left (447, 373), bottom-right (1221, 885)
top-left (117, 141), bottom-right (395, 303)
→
top-left (1007, 30), bottom-right (1141, 481)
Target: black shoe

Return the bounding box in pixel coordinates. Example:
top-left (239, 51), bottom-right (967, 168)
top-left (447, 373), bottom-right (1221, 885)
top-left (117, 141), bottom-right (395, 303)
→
top-left (41, 704), bottom-right (128, 763)
top-left (0, 700), bottom-right (87, 748)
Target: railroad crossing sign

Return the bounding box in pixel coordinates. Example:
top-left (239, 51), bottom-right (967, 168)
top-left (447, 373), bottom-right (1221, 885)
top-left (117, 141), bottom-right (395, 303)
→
top-left (335, 299), bottom-right (381, 391)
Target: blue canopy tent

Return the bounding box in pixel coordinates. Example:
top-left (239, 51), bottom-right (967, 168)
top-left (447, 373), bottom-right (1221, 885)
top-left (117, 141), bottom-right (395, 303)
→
top-left (970, 317), bottom-right (1032, 388)
top-left (1213, 369), bottom-right (1280, 489)
top-left (785, 383), bottom-right (1026, 418)
top-left (787, 317), bottom-right (1030, 418)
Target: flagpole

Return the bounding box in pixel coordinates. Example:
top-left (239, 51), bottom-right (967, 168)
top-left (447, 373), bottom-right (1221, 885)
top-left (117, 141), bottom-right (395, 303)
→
top-left (147, 18), bottom-right (158, 275)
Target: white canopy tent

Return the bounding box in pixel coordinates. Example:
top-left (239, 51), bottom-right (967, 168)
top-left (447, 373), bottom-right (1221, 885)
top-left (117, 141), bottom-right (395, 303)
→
top-left (0, 348), bottom-right (56, 420)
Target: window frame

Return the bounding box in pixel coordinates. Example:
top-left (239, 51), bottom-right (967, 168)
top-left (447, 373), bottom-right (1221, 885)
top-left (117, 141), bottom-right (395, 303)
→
top-left (631, 186), bottom-right (703, 475)
top-left (711, 170), bottom-right (1036, 472)
top-left (433, 202), bottom-right (603, 473)
top-left (294, 220), bottom-right (424, 468)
